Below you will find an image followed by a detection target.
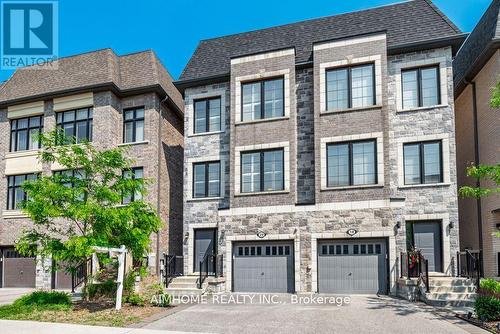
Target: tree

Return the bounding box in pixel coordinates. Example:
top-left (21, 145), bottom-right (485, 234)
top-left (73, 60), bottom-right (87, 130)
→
top-left (15, 130), bottom-right (161, 288)
top-left (459, 81), bottom-right (500, 199)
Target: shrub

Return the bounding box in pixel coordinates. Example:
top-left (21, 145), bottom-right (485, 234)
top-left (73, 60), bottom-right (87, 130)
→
top-left (14, 291), bottom-right (71, 307)
top-left (475, 295), bottom-right (500, 321)
top-left (480, 279), bottom-right (500, 295)
top-left (85, 279), bottom-right (117, 300)
top-left (126, 293), bottom-right (145, 306)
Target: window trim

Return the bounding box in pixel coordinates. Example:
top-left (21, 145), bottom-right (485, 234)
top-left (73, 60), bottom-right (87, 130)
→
top-left (56, 108), bottom-right (93, 144)
top-left (240, 76), bottom-right (285, 122)
top-left (326, 139), bottom-right (378, 187)
top-left (123, 107), bottom-right (145, 143)
top-left (325, 63), bottom-right (376, 111)
top-left (193, 97), bottom-right (222, 134)
top-left (240, 148), bottom-right (285, 193)
top-left (122, 167), bottom-right (144, 203)
top-left (401, 65), bottom-right (441, 109)
top-left (7, 174), bottom-right (36, 210)
top-left (403, 140), bottom-right (443, 185)
top-left (192, 161), bottom-right (221, 199)
top-left (10, 116), bottom-right (44, 152)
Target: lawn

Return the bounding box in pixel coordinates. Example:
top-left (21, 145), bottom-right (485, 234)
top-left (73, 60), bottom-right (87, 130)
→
top-left (0, 291), bottom-right (170, 327)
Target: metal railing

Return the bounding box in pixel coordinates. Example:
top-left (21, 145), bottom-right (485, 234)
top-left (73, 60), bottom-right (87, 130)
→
top-left (71, 257), bottom-right (92, 293)
top-left (198, 254), bottom-right (224, 289)
top-left (456, 249), bottom-right (482, 288)
top-left (163, 254), bottom-right (183, 288)
top-left (400, 251), bottom-right (429, 292)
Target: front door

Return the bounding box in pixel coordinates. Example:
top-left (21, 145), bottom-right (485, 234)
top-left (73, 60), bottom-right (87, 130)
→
top-left (410, 221), bottom-right (443, 272)
top-left (193, 229), bottom-right (216, 273)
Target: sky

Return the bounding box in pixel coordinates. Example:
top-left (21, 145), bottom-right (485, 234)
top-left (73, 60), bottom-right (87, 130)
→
top-left (0, 0), bottom-right (493, 82)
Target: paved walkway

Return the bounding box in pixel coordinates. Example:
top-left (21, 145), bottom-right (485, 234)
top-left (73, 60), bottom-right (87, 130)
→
top-left (0, 320), bottom-right (210, 334)
top-left (0, 288), bottom-right (35, 305)
top-left (144, 295), bottom-right (488, 334)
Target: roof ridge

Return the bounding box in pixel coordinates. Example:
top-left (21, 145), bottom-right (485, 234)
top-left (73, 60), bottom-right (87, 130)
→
top-left (422, 0), bottom-right (462, 33)
top-left (198, 0), bottom-right (412, 43)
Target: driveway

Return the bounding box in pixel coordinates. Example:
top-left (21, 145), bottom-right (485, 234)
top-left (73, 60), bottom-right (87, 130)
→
top-left (145, 295), bottom-right (486, 334)
top-left (0, 288), bottom-right (35, 305)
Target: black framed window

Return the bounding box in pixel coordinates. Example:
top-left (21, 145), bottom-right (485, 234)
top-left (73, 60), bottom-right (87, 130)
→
top-left (402, 66), bottom-right (440, 109)
top-left (326, 63), bottom-right (375, 111)
top-left (56, 108), bottom-right (93, 144)
top-left (7, 174), bottom-right (37, 210)
top-left (123, 107), bottom-right (144, 143)
top-left (327, 140), bottom-right (377, 187)
top-left (10, 116), bottom-right (43, 152)
top-left (403, 141), bottom-right (443, 185)
top-left (241, 149), bottom-right (284, 193)
top-left (122, 167), bottom-right (143, 203)
top-left (193, 162), bottom-right (220, 198)
top-left (242, 77), bottom-right (284, 121)
top-left (194, 97), bottom-right (221, 134)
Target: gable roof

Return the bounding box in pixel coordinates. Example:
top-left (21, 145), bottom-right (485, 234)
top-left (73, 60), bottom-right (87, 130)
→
top-left (453, 0), bottom-right (500, 97)
top-left (177, 0), bottom-right (464, 87)
top-left (0, 49), bottom-right (184, 113)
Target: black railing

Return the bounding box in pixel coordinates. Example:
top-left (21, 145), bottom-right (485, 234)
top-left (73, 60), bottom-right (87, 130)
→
top-left (400, 251), bottom-right (429, 292)
top-left (457, 249), bottom-right (482, 288)
top-left (71, 257), bottom-right (92, 293)
top-left (164, 255), bottom-right (184, 288)
top-left (198, 253), bottom-right (214, 289)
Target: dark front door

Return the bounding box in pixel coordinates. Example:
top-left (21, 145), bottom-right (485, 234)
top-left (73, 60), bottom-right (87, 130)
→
top-left (194, 229), bottom-right (216, 273)
top-left (412, 221), bottom-right (443, 272)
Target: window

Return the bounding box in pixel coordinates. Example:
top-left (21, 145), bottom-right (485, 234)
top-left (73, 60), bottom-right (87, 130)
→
top-left (122, 167), bottom-right (143, 203)
top-left (54, 169), bottom-right (87, 201)
top-left (327, 140), bottom-right (377, 187)
top-left (10, 116), bottom-right (43, 152)
top-left (194, 97), bottom-right (221, 134)
top-left (402, 66), bottom-right (440, 109)
top-left (193, 162), bottom-right (220, 198)
top-left (403, 141), bottom-right (443, 185)
top-left (56, 108), bottom-right (93, 144)
top-left (242, 77), bottom-right (284, 121)
top-left (123, 107), bottom-right (144, 143)
top-left (241, 149), bottom-right (284, 193)
top-left (326, 63), bottom-right (375, 111)
top-left (7, 174), bottom-right (36, 210)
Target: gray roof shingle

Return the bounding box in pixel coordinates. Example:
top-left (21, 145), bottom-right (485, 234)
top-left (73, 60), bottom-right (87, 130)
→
top-left (179, 0), bottom-right (463, 83)
top-left (0, 49), bottom-right (184, 112)
top-left (453, 0), bottom-right (500, 96)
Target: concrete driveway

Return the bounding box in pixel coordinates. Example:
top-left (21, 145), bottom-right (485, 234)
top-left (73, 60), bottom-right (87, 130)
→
top-left (0, 288), bottom-right (35, 305)
top-left (145, 295), bottom-right (486, 334)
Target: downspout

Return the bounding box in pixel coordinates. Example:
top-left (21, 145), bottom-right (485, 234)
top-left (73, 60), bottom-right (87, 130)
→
top-left (156, 95), bottom-right (169, 276)
top-left (469, 79), bottom-right (484, 274)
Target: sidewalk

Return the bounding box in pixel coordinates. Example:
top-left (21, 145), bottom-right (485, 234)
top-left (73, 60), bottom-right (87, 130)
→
top-left (0, 320), bottom-right (213, 334)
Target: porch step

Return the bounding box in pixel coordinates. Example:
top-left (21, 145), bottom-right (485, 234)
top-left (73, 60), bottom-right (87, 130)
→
top-left (426, 292), bottom-right (477, 301)
top-left (422, 276), bottom-right (477, 308)
top-left (423, 298), bottom-right (476, 308)
top-left (164, 288), bottom-right (203, 296)
top-left (429, 285), bottom-right (476, 293)
top-left (429, 277), bottom-right (475, 287)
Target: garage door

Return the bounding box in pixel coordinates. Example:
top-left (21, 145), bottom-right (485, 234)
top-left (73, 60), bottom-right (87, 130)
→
top-left (3, 248), bottom-right (36, 288)
top-left (233, 242), bottom-right (294, 293)
top-left (318, 239), bottom-right (387, 294)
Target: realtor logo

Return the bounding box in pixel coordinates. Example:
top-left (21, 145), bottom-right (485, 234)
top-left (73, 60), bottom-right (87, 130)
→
top-left (1, 0), bottom-right (58, 70)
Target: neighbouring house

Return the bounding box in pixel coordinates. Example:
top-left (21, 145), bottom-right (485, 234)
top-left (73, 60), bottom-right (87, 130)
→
top-left (175, 0), bottom-right (466, 298)
top-left (0, 49), bottom-right (184, 289)
top-left (454, 0), bottom-right (500, 278)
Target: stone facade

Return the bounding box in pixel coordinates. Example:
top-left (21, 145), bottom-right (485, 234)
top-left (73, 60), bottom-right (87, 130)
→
top-left (183, 34), bottom-right (460, 294)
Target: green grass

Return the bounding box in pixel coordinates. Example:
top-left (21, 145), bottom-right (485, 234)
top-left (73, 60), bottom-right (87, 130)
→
top-left (0, 291), bottom-right (72, 319)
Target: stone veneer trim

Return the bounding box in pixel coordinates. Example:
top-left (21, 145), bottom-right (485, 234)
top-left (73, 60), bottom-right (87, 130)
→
top-left (230, 48), bottom-right (295, 65)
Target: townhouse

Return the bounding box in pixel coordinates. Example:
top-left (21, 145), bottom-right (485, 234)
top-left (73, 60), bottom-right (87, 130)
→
top-left (0, 49), bottom-right (184, 289)
top-left (176, 0), bottom-right (466, 294)
top-left (454, 0), bottom-right (500, 278)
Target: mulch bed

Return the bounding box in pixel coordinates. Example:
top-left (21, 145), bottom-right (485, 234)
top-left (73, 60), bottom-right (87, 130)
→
top-left (456, 314), bottom-right (500, 333)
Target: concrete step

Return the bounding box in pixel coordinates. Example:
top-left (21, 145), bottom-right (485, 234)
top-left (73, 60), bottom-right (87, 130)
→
top-left (168, 276), bottom-right (199, 282)
top-left (167, 281), bottom-right (200, 289)
top-left (426, 292), bottom-right (477, 301)
top-left (429, 285), bottom-right (476, 293)
top-left (424, 298), bottom-right (475, 308)
top-left (429, 278), bottom-right (475, 287)
top-left (165, 287), bottom-right (203, 296)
